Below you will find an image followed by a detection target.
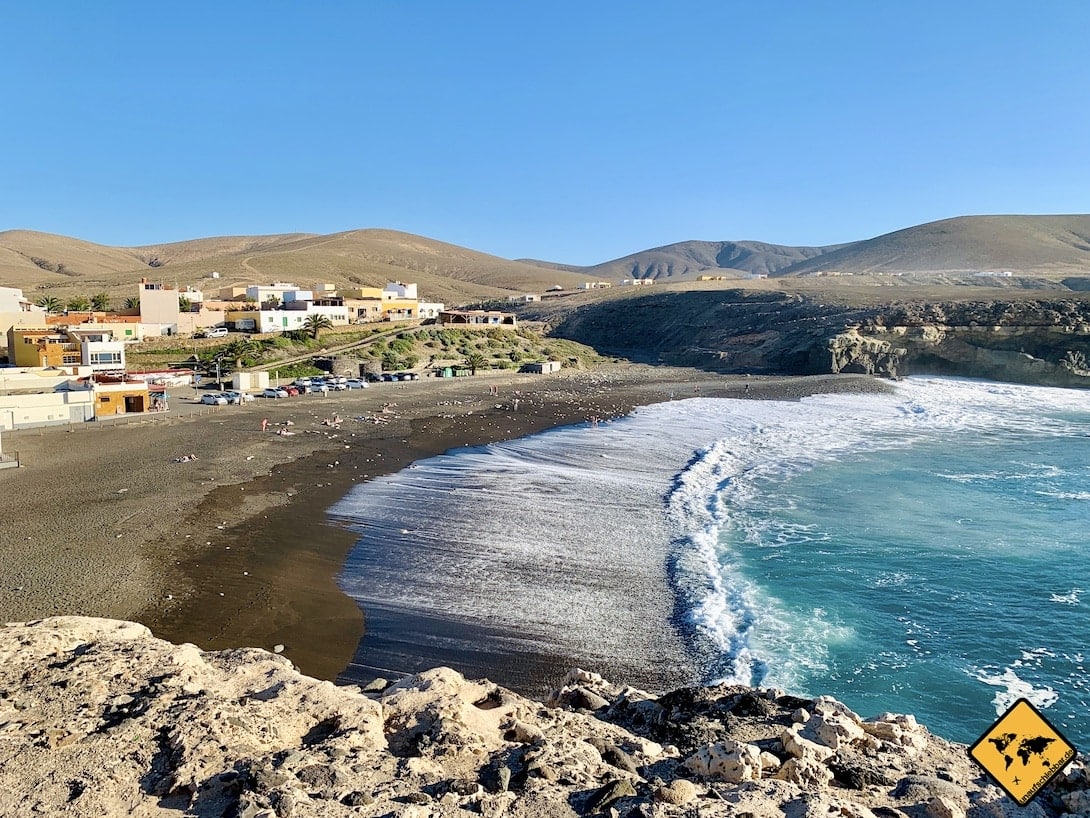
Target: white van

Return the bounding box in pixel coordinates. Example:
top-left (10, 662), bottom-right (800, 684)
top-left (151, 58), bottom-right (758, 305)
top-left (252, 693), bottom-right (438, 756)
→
top-left (205, 327), bottom-right (229, 338)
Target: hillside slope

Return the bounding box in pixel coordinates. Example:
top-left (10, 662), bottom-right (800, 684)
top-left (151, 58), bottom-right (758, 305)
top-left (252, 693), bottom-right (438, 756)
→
top-left (0, 228), bottom-right (588, 306)
top-left (573, 239), bottom-right (843, 282)
top-left (778, 215), bottom-right (1090, 277)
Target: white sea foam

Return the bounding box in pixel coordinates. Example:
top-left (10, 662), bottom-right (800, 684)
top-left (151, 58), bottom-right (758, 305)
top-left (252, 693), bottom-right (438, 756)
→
top-left (974, 666), bottom-right (1060, 713)
top-left (1050, 589), bottom-right (1082, 605)
top-left (660, 377), bottom-right (1090, 700)
top-left (331, 376), bottom-right (1090, 738)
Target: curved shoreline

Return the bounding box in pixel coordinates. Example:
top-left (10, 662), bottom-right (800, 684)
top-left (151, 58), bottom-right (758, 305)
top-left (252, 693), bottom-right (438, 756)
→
top-left (0, 366), bottom-right (888, 685)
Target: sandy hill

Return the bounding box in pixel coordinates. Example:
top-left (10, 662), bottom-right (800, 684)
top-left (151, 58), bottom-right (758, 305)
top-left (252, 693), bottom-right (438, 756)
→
top-left (0, 228), bottom-right (589, 307)
top-left (522, 216), bottom-right (1090, 284)
top-left (5, 215), bottom-right (1090, 310)
top-left (568, 240), bottom-right (844, 282)
top-left (776, 215), bottom-right (1090, 277)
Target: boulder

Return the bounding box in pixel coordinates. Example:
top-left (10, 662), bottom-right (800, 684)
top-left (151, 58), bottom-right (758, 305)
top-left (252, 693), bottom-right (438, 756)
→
top-left (684, 740), bottom-right (763, 783)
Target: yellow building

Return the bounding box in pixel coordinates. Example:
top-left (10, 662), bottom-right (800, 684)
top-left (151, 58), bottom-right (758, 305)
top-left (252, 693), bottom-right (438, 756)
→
top-left (92, 380), bottom-right (150, 416)
top-left (343, 286), bottom-right (385, 300)
top-left (343, 297), bottom-right (385, 323)
top-left (381, 299), bottom-right (418, 321)
top-left (7, 328), bottom-right (81, 368)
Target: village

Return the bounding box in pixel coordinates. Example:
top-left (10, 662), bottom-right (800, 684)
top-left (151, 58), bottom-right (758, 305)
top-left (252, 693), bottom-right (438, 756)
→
top-left (0, 277), bottom-right (581, 457)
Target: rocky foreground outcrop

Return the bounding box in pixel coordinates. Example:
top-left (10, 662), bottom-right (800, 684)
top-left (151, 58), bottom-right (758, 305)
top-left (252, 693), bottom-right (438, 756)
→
top-left (2, 617), bottom-right (1089, 817)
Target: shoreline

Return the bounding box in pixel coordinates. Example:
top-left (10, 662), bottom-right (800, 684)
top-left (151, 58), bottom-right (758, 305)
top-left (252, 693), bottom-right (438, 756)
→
top-left (0, 365), bottom-right (889, 688)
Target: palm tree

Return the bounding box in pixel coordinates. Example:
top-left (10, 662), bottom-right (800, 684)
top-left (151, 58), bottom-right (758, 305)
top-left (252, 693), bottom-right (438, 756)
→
top-left (304, 313), bottom-right (334, 339)
top-left (36, 295), bottom-right (62, 314)
top-left (178, 296), bottom-right (193, 313)
top-left (124, 296), bottom-right (140, 311)
top-left (66, 296), bottom-right (91, 312)
top-left (91, 292), bottom-right (110, 311)
top-left (220, 339), bottom-right (263, 370)
top-left (464, 352), bottom-right (488, 375)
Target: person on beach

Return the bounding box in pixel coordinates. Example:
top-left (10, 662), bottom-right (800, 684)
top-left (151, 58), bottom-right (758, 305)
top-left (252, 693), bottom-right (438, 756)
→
top-left (261, 418), bottom-right (269, 432)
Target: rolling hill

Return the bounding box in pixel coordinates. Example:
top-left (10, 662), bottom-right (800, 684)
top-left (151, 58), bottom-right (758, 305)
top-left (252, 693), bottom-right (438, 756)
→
top-left (0, 229), bottom-right (589, 306)
top-left (4, 215), bottom-right (1090, 311)
top-left (567, 239), bottom-right (846, 281)
top-left (521, 216), bottom-right (1090, 283)
top-left (775, 215), bottom-right (1090, 277)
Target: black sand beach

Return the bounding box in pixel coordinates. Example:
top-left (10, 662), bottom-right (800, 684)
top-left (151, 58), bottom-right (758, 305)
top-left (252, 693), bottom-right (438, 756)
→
top-left (0, 366), bottom-right (889, 693)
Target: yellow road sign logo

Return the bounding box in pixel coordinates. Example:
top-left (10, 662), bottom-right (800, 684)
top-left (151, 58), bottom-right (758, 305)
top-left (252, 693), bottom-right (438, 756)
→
top-left (968, 698), bottom-right (1076, 806)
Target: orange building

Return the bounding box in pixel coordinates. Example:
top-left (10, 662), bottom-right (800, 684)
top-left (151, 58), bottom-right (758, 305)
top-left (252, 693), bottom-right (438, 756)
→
top-left (6, 328), bottom-right (81, 368)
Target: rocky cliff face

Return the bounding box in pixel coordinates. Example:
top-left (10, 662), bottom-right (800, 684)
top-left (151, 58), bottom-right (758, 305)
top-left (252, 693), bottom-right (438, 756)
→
top-left (542, 292), bottom-right (1090, 388)
top-left (830, 301), bottom-right (1090, 387)
top-left (3, 617), bottom-right (1089, 817)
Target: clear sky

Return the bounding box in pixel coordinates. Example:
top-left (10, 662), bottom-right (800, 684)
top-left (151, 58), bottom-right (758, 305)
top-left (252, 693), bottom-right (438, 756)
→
top-left (3, 1), bottom-right (1089, 264)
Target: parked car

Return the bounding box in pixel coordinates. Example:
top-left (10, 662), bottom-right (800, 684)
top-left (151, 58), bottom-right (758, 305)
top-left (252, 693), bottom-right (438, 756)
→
top-left (345, 378), bottom-right (368, 389)
top-left (381, 373), bottom-right (397, 382)
top-left (205, 327), bottom-right (229, 338)
top-left (200, 393), bottom-right (228, 405)
top-left (221, 390), bottom-right (254, 404)
top-left (292, 378), bottom-right (313, 389)
top-left (365, 373), bottom-right (383, 383)
top-left (261, 388), bottom-right (288, 398)
top-left (283, 386), bottom-right (300, 396)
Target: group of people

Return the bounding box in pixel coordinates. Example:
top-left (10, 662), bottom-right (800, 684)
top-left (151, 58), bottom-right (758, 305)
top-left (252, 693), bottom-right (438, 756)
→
top-left (261, 418), bottom-right (296, 436)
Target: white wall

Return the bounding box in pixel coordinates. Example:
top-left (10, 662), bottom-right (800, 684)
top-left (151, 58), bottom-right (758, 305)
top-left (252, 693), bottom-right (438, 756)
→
top-left (0, 390), bottom-right (95, 430)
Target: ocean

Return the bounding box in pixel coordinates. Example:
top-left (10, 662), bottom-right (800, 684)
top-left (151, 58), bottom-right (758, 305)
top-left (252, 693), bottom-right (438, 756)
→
top-left (333, 377), bottom-right (1090, 745)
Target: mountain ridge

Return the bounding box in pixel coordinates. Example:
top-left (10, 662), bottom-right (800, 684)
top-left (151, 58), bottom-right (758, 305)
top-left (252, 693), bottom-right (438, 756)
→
top-left (3, 215), bottom-right (1090, 306)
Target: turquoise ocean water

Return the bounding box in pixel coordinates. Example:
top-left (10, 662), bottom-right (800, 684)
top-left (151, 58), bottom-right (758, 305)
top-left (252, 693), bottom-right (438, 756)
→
top-left (334, 378), bottom-right (1090, 745)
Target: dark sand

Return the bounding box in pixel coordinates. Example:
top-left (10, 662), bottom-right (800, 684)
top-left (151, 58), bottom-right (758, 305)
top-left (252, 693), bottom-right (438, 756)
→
top-left (0, 365), bottom-right (889, 691)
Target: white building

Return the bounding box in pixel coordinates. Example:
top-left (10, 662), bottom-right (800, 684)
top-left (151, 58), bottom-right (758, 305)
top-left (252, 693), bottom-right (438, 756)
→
top-left (383, 282), bottom-right (418, 300)
top-left (0, 286), bottom-right (46, 339)
top-left (418, 301), bottom-right (445, 320)
top-left (0, 367), bottom-right (97, 429)
top-left (0, 286), bottom-right (42, 315)
top-left (138, 280), bottom-right (223, 336)
top-left (245, 282), bottom-right (302, 304)
top-left (620, 278), bottom-right (653, 286)
top-left (248, 306), bottom-right (350, 334)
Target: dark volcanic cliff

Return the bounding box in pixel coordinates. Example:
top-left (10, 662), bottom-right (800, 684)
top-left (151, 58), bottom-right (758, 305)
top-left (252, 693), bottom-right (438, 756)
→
top-left (539, 291), bottom-right (1090, 388)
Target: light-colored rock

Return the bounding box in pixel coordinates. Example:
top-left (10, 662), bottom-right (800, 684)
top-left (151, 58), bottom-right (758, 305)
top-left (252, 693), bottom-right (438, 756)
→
top-left (760, 750), bottom-right (782, 772)
top-left (654, 778), bottom-right (699, 805)
top-left (863, 712), bottom-right (929, 753)
top-left (928, 794), bottom-right (966, 818)
top-left (808, 711), bottom-right (866, 751)
top-left (684, 739), bottom-right (763, 783)
top-left (775, 756), bottom-right (834, 789)
top-left (0, 617), bottom-right (1007, 818)
top-left (781, 725), bottom-right (836, 763)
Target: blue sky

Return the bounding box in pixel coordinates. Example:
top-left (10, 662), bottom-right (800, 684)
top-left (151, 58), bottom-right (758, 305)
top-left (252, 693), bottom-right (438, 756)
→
top-left (3, 1), bottom-right (1089, 264)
